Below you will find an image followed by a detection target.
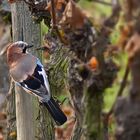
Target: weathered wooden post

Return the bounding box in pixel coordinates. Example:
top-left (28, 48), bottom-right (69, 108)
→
top-left (11, 1), bottom-right (41, 140)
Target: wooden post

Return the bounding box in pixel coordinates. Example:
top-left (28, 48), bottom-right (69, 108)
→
top-left (11, 1), bottom-right (41, 140)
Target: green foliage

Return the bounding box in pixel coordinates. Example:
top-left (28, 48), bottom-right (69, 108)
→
top-left (41, 21), bottom-right (48, 37)
top-left (110, 29), bottom-right (120, 44)
top-left (79, 0), bottom-right (111, 19)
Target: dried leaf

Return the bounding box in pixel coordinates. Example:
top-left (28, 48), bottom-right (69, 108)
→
top-left (55, 127), bottom-right (64, 138)
top-left (45, 0), bottom-right (67, 22)
top-left (59, 0), bottom-right (86, 29)
top-left (9, 131), bottom-right (16, 137)
top-left (8, 0), bottom-right (16, 3)
top-left (88, 56), bottom-right (99, 70)
top-left (46, 0), bottom-right (66, 11)
top-left (117, 23), bottom-right (133, 49)
top-left (63, 106), bottom-right (73, 117)
top-left (63, 119), bottom-right (75, 139)
top-left (125, 32), bottom-right (140, 59)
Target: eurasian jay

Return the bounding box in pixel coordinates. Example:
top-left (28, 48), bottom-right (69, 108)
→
top-left (7, 41), bottom-right (67, 125)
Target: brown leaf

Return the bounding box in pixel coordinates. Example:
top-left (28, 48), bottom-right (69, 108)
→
top-left (125, 32), bottom-right (140, 60)
top-left (8, 0), bottom-right (17, 3)
top-left (59, 0), bottom-right (86, 29)
top-left (46, 0), bottom-right (66, 11)
top-left (117, 23), bottom-right (133, 49)
top-left (9, 131), bottom-right (16, 137)
top-left (63, 119), bottom-right (75, 139)
top-left (55, 127), bottom-right (64, 139)
top-left (45, 0), bottom-right (67, 22)
top-left (63, 106), bottom-right (73, 117)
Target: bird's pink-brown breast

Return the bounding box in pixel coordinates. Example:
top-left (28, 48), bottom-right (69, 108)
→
top-left (9, 54), bottom-right (37, 82)
top-left (7, 45), bottom-right (37, 82)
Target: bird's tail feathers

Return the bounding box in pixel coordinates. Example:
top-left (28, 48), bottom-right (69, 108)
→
top-left (42, 97), bottom-right (67, 125)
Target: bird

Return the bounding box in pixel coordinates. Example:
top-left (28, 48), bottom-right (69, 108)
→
top-left (7, 41), bottom-right (67, 125)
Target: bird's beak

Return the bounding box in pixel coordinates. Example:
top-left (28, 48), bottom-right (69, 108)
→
top-left (35, 46), bottom-right (47, 51)
top-left (26, 44), bottom-right (34, 48)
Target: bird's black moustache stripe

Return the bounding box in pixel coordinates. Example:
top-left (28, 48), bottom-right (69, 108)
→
top-left (22, 47), bottom-right (26, 53)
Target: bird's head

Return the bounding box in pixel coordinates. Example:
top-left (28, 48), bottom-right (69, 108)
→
top-left (7, 41), bottom-right (33, 66)
top-left (7, 41), bottom-right (33, 54)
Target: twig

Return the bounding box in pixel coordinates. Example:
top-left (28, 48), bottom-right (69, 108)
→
top-left (60, 97), bottom-right (69, 105)
top-left (108, 62), bottom-right (129, 116)
top-left (103, 62), bottom-right (129, 140)
top-left (50, 0), bottom-right (56, 28)
top-left (103, 0), bottom-right (120, 29)
top-left (50, 0), bottom-right (67, 44)
top-left (93, 0), bottom-right (112, 6)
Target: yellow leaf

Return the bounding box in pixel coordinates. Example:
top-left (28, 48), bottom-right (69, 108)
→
top-left (9, 131), bottom-right (16, 137)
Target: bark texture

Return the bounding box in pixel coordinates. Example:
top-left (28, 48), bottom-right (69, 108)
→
top-left (6, 82), bottom-right (16, 140)
top-left (11, 2), bottom-right (40, 139)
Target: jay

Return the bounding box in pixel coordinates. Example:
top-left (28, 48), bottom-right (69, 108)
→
top-left (7, 41), bottom-right (67, 125)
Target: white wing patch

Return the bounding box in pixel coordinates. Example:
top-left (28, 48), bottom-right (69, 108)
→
top-left (36, 58), bottom-right (51, 96)
top-left (38, 68), bottom-right (50, 95)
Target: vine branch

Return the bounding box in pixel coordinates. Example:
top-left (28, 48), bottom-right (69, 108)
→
top-left (93, 0), bottom-right (112, 6)
top-left (103, 62), bottom-right (129, 140)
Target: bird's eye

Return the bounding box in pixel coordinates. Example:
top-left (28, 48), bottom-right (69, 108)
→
top-left (22, 45), bottom-right (33, 53)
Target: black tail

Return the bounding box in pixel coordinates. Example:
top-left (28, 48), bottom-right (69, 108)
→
top-left (42, 97), bottom-right (67, 125)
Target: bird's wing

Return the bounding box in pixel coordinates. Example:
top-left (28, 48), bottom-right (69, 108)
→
top-left (19, 59), bottom-right (51, 100)
top-left (10, 54), bottom-right (36, 82)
